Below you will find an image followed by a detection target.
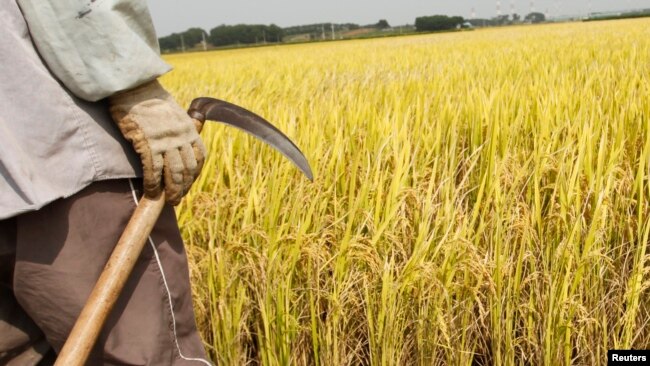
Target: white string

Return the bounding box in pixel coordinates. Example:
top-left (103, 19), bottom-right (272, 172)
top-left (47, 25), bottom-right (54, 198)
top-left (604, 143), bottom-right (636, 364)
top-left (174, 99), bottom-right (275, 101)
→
top-left (128, 179), bottom-right (212, 365)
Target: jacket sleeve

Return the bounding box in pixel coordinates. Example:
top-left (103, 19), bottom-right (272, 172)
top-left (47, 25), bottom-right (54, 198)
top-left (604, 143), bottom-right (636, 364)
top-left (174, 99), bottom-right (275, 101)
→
top-left (16, 0), bottom-right (172, 102)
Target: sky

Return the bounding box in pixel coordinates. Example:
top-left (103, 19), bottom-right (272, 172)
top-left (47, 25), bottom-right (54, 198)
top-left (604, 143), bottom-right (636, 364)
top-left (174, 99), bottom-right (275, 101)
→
top-left (149, 0), bottom-right (650, 36)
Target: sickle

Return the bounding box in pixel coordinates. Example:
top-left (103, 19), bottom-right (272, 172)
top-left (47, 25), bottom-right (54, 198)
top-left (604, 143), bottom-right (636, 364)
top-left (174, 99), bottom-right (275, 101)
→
top-left (189, 97), bottom-right (313, 181)
top-left (55, 99), bottom-right (312, 366)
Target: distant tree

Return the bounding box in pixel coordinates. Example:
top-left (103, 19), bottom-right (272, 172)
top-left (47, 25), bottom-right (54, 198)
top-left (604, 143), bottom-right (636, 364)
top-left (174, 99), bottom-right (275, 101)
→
top-left (183, 28), bottom-right (208, 48)
top-left (415, 15), bottom-right (464, 32)
top-left (512, 13), bottom-right (521, 22)
top-left (525, 12), bottom-right (546, 23)
top-left (494, 14), bottom-right (510, 25)
top-left (159, 33), bottom-right (181, 52)
top-left (376, 19), bottom-right (390, 29)
top-left (209, 24), bottom-right (284, 46)
top-left (158, 28), bottom-right (208, 52)
top-left (266, 24), bottom-right (283, 42)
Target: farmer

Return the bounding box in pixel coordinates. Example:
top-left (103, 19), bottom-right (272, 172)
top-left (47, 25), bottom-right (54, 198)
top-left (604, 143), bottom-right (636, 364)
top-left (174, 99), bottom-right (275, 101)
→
top-left (0, 0), bottom-right (212, 364)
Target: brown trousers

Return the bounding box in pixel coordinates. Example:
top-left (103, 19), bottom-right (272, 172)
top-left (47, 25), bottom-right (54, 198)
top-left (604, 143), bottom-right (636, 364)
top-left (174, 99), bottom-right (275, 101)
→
top-left (0, 180), bottom-right (211, 365)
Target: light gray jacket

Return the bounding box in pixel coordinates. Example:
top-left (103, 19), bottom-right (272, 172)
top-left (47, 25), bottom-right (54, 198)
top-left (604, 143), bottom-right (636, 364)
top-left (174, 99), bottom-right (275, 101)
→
top-left (0, 0), bottom-right (170, 219)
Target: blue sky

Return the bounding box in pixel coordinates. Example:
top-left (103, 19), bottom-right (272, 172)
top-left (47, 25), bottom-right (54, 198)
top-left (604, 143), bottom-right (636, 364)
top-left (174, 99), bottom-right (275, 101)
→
top-left (149, 0), bottom-right (650, 36)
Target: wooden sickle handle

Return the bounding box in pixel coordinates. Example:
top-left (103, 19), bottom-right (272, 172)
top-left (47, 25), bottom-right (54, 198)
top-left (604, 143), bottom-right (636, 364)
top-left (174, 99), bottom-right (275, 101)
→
top-left (54, 193), bottom-right (166, 365)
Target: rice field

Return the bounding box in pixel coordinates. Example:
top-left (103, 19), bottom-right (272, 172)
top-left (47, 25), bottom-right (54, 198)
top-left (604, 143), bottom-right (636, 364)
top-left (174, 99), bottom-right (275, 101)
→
top-left (162, 18), bottom-right (650, 365)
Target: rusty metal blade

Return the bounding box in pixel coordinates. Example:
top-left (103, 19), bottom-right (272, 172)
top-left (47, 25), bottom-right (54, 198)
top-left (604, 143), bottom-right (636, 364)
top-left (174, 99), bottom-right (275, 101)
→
top-left (189, 97), bottom-right (313, 181)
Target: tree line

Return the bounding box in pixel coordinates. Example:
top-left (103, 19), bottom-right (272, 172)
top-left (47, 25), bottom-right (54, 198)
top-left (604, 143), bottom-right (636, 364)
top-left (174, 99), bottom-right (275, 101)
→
top-left (160, 20), bottom-right (396, 52)
top-left (414, 15), bottom-right (465, 31)
top-left (158, 13), bottom-right (548, 52)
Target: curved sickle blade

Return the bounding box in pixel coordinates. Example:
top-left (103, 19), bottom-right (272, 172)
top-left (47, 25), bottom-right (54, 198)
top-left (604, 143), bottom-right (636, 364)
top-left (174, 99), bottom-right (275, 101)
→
top-left (189, 97), bottom-right (313, 181)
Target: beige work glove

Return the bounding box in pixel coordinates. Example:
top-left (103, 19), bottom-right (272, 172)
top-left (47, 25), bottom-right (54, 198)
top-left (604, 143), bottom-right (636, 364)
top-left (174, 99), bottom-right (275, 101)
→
top-left (109, 80), bottom-right (206, 205)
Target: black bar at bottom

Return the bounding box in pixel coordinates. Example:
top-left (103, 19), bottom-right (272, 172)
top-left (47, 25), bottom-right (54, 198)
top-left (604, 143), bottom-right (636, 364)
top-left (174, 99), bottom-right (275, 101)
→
top-left (608, 350), bottom-right (650, 365)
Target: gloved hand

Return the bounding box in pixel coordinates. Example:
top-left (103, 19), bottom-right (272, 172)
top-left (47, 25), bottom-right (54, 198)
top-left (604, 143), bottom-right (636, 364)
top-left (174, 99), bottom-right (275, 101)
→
top-left (109, 80), bottom-right (206, 205)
